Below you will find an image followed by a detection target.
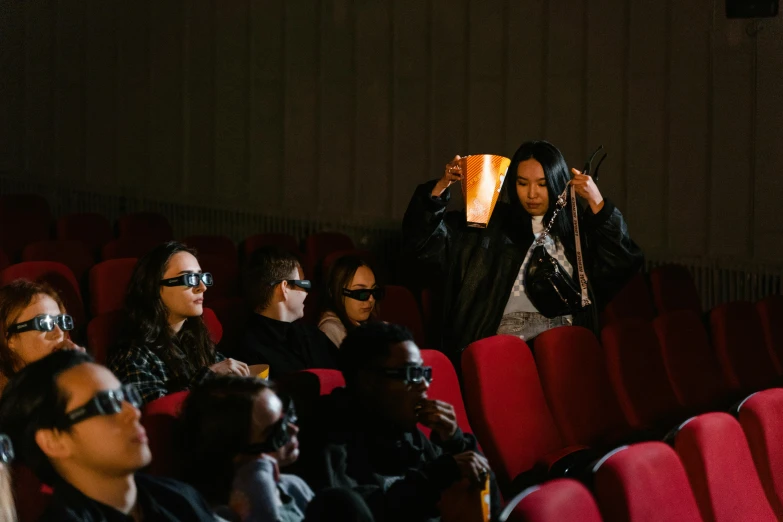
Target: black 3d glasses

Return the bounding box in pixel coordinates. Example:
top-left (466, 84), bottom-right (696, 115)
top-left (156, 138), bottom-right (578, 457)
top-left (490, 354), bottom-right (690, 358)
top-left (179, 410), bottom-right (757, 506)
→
top-left (160, 272), bottom-right (214, 288)
top-left (269, 279), bottom-right (312, 292)
top-left (60, 384), bottom-right (143, 429)
top-left (241, 396), bottom-right (298, 455)
top-left (8, 314), bottom-right (74, 335)
top-left (0, 434), bottom-right (13, 464)
top-left (342, 287), bottom-right (385, 302)
top-left (375, 365), bottom-right (433, 385)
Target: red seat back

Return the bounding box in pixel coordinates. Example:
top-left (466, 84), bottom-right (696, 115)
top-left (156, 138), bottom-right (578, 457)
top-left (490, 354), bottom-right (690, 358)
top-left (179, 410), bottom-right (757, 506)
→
top-left (756, 295), bottom-right (783, 374)
top-left (141, 391), bottom-right (190, 477)
top-left (0, 261), bottom-right (86, 331)
top-left (675, 412), bottom-right (777, 522)
top-left (208, 296), bottom-right (250, 357)
top-left (534, 326), bottom-right (629, 447)
top-left (593, 442), bottom-right (703, 522)
top-left (710, 302), bottom-right (778, 392)
top-left (86, 310), bottom-right (124, 365)
top-left (117, 212), bottom-right (173, 241)
top-left (653, 310), bottom-right (731, 411)
top-left (22, 239), bottom-right (95, 283)
top-left (303, 232), bottom-right (354, 281)
top-left (377, 285), bottom-right (426, 347)
top-left (420, 349), bottom-right (472, 437)
top-left (56, 213), bottom-right (113, 256)
top-left (738, 388), bottom-right (783, 518)
top-left (102, 236), bottom-right (162, 261)
top-left (601, 319), bottom-right (682, 430)
top-left (649, 265), bottom-right (701, 315)
top-left (601, 272), bottom-right (655, 326)
top-left (183, 235), bottom-right (237, 264)
top-left (502, 479), bottom-right (603, 522)
top-left (201, 307), bottom-right (223, 345)
top-left (461, 335), bottom-right (564, 491)
top-left (89, 258), bottom-right (137, 316)
top-left (276, 369), bottom-right (346, 428)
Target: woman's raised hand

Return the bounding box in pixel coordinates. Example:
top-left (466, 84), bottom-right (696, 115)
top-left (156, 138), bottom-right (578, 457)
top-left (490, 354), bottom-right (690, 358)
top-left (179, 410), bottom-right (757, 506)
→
top-left (432, 155), bottom-right (463, 197)
top-left (570, 168), bottom-right (604, 214)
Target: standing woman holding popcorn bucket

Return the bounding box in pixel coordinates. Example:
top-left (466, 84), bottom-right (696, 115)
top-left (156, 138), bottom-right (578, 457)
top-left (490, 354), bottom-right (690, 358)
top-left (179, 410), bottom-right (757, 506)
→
top-left (403, 140), bottom-right (643, 362)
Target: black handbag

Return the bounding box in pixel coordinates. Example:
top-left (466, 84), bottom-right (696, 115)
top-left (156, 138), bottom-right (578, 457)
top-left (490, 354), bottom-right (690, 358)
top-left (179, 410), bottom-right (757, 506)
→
top-left (524, 146), bottom-right (606, 318)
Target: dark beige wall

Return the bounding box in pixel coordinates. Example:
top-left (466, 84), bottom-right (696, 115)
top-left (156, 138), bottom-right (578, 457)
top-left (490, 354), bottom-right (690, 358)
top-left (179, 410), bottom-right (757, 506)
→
top-left (1, 0), bottom-right (782, 262)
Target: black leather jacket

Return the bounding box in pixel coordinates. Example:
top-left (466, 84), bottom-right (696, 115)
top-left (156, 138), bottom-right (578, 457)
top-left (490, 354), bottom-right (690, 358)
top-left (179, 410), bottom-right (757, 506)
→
top-left (402, 179), bottom-right (644, 360)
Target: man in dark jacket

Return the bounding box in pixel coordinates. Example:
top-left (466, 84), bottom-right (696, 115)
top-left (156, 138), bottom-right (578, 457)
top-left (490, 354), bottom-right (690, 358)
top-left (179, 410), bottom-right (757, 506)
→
top-left (239, 246), bottom-right (338, 379)
top-left (403, 141), bottom-right (644, 363)
top-left (296, 322), bottom-right (500, 522)
top-left (0, 350), bottom-right (216, 521)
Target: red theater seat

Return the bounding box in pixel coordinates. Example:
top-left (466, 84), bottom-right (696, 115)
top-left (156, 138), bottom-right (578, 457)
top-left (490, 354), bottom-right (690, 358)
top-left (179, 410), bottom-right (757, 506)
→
top-left (303, 232), bottom-right (354, 280)
top-left (208, 296), bottom-right (249, 357)
top-left (601, 319), bottom-right (682, 430)
top-left (653, 310), bottom-right (732, 412)
top-left (649, 264), bottom-right (701, 315)
top-left (198, 253), bottom-right (239, 302)
top-left (87, 310), bottom-right (123, 364)
top-left (117, 212), bottom-right (173, 241)
top-left (276, 369), bottom-right (346, 427)
top-left (461, 335), bottom-right (570, 494)
top-left (593, 442), bottom-right (702, 522)
top-left (757, 295), bottom-right (783, 373)
top-left (89, 258), bottom-right (137, 316)
top-left (141, 391), bottom-right (190, 477)
top-left (201, 307), bottom-right (223, 345)
top-left (0, 261), bottom-right (86, 331)
top-left (377, 285), bottom-right (426, 347)
top-left (601, 272), bottom-right (655, 326)
top-left (56, 213), bottom-right (113, 256)
top-left (0, 194), bottom-right (52, 259)
top-left (534, 326), bottom-right (630, 448)
top-left (420, 349), bottom-right (472, 437)
top-left (675, 412), bottom-right (777, 522)
top-left (710, 302), bottom-right (779, 392)
top-left (738, 388), bottom-right (783, 518)
top-left (500, 479), bottom-right (603, 522)
top-left (22, 239), bottom-right (95, 283)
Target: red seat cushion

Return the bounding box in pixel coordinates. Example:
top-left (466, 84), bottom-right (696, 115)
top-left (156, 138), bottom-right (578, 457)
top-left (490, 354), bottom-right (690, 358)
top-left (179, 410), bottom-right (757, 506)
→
top-left (601, 272), bottom-right (655, 326)
top-left (649, 264), bottom-right (701, 315)
top-left (142, 391), bottom-right (191, 477)
top-left (86, 310), bottom-right (123, 365)
top-left (420, 349), bottom-right (472, 437)
top-left (22, 239), bottom-right (95, 283)
top-left (377, 285), bottom-right (426, 347)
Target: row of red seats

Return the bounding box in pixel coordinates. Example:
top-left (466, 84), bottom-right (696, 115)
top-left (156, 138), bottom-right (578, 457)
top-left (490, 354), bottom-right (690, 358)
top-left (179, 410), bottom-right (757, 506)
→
top-left (601, 265), bottom-right (703, 325)
top-left (506, 388), bottom-right (783, 521)
top-left (460, 298), bottom-right (783, 498)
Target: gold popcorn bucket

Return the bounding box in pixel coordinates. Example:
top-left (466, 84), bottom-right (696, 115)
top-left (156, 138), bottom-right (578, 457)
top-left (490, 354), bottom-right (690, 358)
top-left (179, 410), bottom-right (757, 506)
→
top-left (459, 154), bottom-right (511, 228)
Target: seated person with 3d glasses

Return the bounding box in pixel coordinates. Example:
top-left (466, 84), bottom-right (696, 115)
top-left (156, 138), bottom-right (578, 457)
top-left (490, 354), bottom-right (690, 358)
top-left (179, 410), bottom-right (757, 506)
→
top-left (0, 350), bottom-right (217, 521)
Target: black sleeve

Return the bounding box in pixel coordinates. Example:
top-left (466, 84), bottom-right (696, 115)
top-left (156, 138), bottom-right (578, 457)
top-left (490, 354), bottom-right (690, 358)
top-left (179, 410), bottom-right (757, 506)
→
top-left (304, 444), bottom-right (462, 522)
top-left (582, 199), bottom-right (645, 304)
top-left (430, 427), bottom-right (480, 455)
top-left (401, 180), bottom-right (464, 271)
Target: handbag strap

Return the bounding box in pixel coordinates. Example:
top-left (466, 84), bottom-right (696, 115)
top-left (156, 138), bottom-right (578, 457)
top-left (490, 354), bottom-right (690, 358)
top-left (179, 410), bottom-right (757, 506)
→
top-left (535, 183), bottom-right (591, 307)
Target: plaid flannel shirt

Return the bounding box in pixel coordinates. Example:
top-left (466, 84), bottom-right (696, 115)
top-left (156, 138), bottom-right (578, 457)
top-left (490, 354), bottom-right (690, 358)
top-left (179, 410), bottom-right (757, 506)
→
top-left (108, 344), bottom-right (225, 405)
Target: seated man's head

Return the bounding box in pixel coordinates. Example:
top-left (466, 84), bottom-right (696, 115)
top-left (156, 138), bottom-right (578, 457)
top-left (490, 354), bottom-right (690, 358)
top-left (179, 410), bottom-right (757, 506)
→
top-left (0, 350), bottom-right (150, 486)
top-left (339, 323), bottom-right (431, 431)
top-left (245, 246), bottom-right (309, 321)
top-left (0, 280), bottom-right (76, 380)
top-left (179, 375), bottom-right (300, 504)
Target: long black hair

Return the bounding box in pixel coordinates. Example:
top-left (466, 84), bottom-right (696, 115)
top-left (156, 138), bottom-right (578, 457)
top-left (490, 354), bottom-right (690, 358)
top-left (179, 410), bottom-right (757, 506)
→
top-left (115, 241), bottom-right (216, 388)
top-left (177, 375), bottom-right (271, 505)
top-left (504, 140), bottom-right (577, 253)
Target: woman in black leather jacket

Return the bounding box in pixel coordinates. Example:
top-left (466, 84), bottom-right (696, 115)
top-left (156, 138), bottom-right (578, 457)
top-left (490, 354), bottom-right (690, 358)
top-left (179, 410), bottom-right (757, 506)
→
top-left (402, 140), bottom-right (643, 362)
